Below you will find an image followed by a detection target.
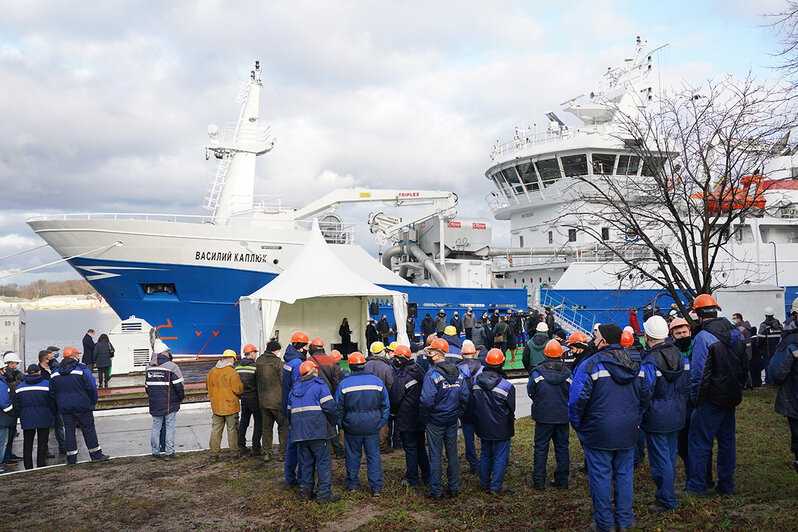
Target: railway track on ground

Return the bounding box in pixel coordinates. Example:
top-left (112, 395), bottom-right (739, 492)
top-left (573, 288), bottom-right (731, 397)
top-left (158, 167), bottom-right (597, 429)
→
top-left (96, 382), bottom-right (209, 409)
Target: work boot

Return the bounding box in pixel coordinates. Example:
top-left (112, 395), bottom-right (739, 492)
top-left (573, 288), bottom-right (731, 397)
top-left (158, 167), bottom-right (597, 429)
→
top-left (163, 453), bottom-right (180, 461)
top-left (150, 454), bottom-right (161, 461)
top-left (316, 493), bottom-right (341, 504)
top-left (299, 490), bottom-right (313, 501)
top-left (424, 489), bottom-right (442, 500)
top-left (209, 454), bottom-right (220, 463)
top-left (91, 454), bottom-right (110, 462)
top-left (647, 501), bottom-right (673, 513)
top-left (445, 489), bottom-right (458, 499)
top-left (549, 479), bottom-right (568, 489)
top-left (262, 452), bottom-right (272, 462)
top-left (676, 489), bottom-right (710, 498)
top-left (251, 447), bottom-right (262, 457)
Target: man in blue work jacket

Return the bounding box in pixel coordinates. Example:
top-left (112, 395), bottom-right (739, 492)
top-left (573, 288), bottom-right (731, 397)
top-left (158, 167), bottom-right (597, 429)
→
top-left (336, 351), bottom-right (389, 496)
top-left (419, 337), bottom-right (470, 500)
top-left (640, 316), bottom-right (689, 512)
top-left (683, 295), bottom-right (747, 497)
top-left (569, 324), bottom-right (648, 532)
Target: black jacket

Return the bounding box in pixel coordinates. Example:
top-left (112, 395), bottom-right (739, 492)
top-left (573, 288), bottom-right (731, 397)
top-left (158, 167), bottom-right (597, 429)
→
top-left (389, 360), bottom-right (426, 432)
top-left (234, 356), bottom-right (259, 400)
top-left (691, 318), bottom-right (747, 409)
top-left (420, 317), bottom-right (435, 339)
top-left (527, 358), bottom-right (571, 424)
top-left (93, 339), bottom-right (114, 369)
top-left (82, 334), bottom-right (95, 365)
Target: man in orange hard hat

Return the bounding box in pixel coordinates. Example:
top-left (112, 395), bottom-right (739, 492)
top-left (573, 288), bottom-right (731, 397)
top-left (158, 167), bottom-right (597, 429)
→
top-left (681, 294), bottom-right (747, 497)
top-left (528, 340), bottom-right (571, 490)
top-left (235, 344), bottom-right (262, 457)
top-left (49, 346), bottom-right (110, 466)
top-left (281, 331), bottom-right (310, 486)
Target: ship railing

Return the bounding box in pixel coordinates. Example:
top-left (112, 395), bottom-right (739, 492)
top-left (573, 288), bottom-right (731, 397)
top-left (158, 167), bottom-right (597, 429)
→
top-left (27, 213), bottom-right (217, 223)
top-left (221, 121), bottom-right (271, 145)
top-left (294, 220), bottom-right (356, 244)
top-left (228, 195), bottom-right (285, 215)
top-left (539, 289), bottom-right (599, 335)
top-left (490, 124), bottom-right (611, 162)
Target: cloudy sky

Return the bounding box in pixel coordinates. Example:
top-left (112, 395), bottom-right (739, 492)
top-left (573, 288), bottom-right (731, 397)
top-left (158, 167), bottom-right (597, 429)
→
top-left (0, 0), bottom-right (791, 284)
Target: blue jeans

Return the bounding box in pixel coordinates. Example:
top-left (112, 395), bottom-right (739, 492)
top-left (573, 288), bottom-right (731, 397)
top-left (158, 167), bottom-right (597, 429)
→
top-left (4, 425), bottom-right (15, 461)
top-left (0, 424), bottom-right (8, 464)
top-left (687, 403), bottom-right (736, 494)
top-left (461, 422), bottom-right (478, 471)
top-left (426, 423), bottom-right (460, 496)
top-left (479, 438), bottom-right (511, 492)
top-left (583, 446), bottom-right (635, 531)
top-left (399, 430), bottom-right (430, 485)
top-left (151, 412), bottom-right (177, 455)
top-left (52, 412), bottom-right (66, 454)
top-left (344, 432), bottom-right (383, 492)
top-left (532, 422), bottom-right (569, 487)
top-left (634, 426), bottom-right (646, 468)
top-left (285, 426), bottom-right (301, 486)
top-left (646, 431), bottom-right (678, 509)
top-left (63, 411), bottom-right (103, 464)
top-left (298, 439), bottom-right (332, 499)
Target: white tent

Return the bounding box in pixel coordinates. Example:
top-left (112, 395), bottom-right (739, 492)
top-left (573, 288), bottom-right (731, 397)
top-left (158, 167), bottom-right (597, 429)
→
top-left (239, 219), bottom-right (408, 353)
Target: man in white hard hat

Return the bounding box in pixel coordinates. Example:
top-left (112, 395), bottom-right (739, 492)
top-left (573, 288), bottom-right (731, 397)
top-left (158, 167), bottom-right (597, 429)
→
top-left (640, 316), bottom-right (690, 513)
top-left (757, 307), bottom-right (783, 386)
top-left (0, 360), bottom-right (15, 471)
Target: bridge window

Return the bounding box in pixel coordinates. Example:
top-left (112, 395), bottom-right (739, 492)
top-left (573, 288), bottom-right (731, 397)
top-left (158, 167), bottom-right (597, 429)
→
top-left (502, 167), bottom-right (525, 195)
top-left (536, 158), bottom-right (562, 185)
top-left (548, 231), bottom-right (553, 244)
top-left (517, 162), bottom-right (540, 191)
top-left (617, 155), bottom-right (640, 175)
top-left (562, 154), bottom-right (588, 177)
top-left (602, 227), bottom-right (610, 240)
top-left (519, 235), bottom-right (524, 247)
top-left (592, 154), bottom-right (616, 175)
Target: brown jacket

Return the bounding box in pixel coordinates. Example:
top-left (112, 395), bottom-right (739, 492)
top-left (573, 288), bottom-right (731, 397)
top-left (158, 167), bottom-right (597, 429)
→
top-left (206, 361), bottom-right (243, 416)
top-left (255, 352), bottom-right (283, 411)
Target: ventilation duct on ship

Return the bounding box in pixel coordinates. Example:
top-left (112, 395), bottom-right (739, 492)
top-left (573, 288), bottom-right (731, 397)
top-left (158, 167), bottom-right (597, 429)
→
top-left (408, 244), bottom-right (450, 287)
top-left (381, 245), bottom-right (402, 268)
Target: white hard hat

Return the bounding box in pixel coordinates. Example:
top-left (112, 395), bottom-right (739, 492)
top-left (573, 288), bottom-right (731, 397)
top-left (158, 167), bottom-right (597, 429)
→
top-left (592, 322), bottom-right (601, 332)
top-left (536, 322), bottom-right (549, 333)
top-left (644, 316), bottom-right (669, 340)
top-left (792, 297), bottom-right (798, 314)
top-left (3, 352), bottom-right (21, 364)
top-left (623, 326), bottom-right (635, 334)
top-left (764, 306), bottom-right (775, 316)
top-left (153, 339), bottom-right (170, 355)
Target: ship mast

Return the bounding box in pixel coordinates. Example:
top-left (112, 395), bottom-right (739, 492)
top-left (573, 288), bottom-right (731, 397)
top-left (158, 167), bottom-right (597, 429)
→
top-left (204, 61), bottom-right (275, 224)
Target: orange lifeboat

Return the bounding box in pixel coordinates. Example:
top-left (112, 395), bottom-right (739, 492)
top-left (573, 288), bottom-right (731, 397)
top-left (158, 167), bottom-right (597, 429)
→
top-left (690, 175), bottom-right (766, 213)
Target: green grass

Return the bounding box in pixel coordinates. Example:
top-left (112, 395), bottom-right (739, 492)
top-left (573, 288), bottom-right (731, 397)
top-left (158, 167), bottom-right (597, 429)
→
top-left (2, 386), bottom-right (796, 531)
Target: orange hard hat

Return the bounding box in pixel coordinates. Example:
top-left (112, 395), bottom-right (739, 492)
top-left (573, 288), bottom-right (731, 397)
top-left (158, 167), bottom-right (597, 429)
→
top-left (299, 360), bottom-right (317, 375)
top-left (620, 330), bottom-right (635, 347)
top-left (544, 339), bottom-right (563, 358)
top-left (348, 352), bottom-right (366, 365)
top-left (425, 334), bottom-right (438, 345)
top-left (330, 349), bottom-right (342, 363)
top-left (693, 294), bottom-right (718, 310)
top-left (568, 332), bottom-right (588, 345)
top-left (63, 346), bottom-right (81, 358)
top-left (394, 345), bottom-right (411, 358)
top-left (291, 331), bottom-right (309, 344)
top-left (485, 348), bottom-right (505, 366)
top-left (461, 341), bottom-right (477, 355)
top-left (430, 338), bottom-right (449, 353)
top-left (243, 343), bottom-right (258, 355)
top-left (311, 337), bottom-right (324, 347)
top-left (669, 318), bottom-right (690, 331)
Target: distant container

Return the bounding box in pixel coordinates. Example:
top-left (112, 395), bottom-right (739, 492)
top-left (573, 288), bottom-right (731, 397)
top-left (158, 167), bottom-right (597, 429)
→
top-left (714, 284), bottom-right (786, 324)
top-left (107, 315), bottom-right (155, 375)
top-left (417, 217), bottom-right (492, 255)
top-left (0, 306), bottom-right (26, 365)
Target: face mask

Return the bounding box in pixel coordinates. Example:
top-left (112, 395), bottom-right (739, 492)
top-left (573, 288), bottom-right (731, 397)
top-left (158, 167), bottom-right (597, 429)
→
top-left (674, 337), bottom-right (692, 351)
top-left (426, 355), bottom-right (435, 364)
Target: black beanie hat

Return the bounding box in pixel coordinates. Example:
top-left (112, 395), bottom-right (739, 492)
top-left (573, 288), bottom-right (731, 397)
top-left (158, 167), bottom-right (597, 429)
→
top-left (598, 324), bottom-right (623, 345)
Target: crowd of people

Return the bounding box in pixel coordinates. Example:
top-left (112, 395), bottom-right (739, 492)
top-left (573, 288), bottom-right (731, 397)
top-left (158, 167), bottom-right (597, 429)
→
top-left (1, 295), bottom-right (797, 531)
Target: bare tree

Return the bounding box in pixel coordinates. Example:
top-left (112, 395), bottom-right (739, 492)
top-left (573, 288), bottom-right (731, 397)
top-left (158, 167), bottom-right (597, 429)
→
top-left (559, 76), bottom-right (794, 319)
